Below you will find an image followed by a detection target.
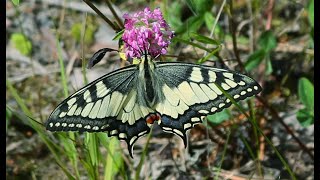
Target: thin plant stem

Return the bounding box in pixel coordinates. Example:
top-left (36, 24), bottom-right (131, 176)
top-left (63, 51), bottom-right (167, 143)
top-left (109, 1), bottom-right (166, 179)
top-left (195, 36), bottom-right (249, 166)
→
top-left (105, 0), bottom-right (124, 28)
top-left (82, 0), bottom-right (120, 31)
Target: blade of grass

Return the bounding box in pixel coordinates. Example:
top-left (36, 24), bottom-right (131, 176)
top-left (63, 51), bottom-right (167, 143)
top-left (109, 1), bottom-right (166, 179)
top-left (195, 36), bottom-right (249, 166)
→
top-left (135, 128), bottom-right (153, 180)
top-left (85, 133), bottom-right (99, 167)
top-left (197, 45), bottom-right (221, 64)
top-left (248, 100), bottom-right (263, 177)
top-left (97, 133), bottom-right (126, 180)
top-left (214, 129), bottom-right (231, 180)
top-left (104, 138), bottom-right (123, 180)
top-left (55, 36), bottom-right (81, 178)
top-left (80, 15), bottom-right (100, 178)
top-left (6, 79), bottom-right (75, 179)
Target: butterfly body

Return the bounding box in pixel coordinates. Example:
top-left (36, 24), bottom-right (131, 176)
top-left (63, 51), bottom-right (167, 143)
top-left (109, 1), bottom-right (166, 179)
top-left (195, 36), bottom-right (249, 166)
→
top-left (46, 55), bottom-right (261, 157)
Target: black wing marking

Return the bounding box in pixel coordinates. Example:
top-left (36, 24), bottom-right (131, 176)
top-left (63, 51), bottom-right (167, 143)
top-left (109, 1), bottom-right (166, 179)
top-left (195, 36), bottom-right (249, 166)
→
top-left (45, 64), bottom-right (153, 157)
top-left (154, 62), bottom-right (262, 145)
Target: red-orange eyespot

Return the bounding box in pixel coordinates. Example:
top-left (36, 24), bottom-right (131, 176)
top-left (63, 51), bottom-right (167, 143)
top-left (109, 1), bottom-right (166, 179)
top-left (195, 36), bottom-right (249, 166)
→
top-left (146, 113), bottom-right (161, 124)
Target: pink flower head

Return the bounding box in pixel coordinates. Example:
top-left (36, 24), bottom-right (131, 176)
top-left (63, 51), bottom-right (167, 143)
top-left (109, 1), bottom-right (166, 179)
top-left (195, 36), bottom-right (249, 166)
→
top-left (122, 7), bottom-right (174, 59)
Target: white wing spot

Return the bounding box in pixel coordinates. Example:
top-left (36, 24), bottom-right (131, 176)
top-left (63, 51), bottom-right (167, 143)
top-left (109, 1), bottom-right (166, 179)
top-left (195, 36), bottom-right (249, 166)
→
top-left (234, 94), bottom-right (240, 99)
top-left (84, 125), bottom-right (91, 129)
top-left (101, 125), bottom-right (109, 129)
top-left (240, 91), bottom-right (246, 95)
top-left (123, 90), bottom-right (137, 112)
top-left (97, 95), bottom-right (110, 118)
top-left (254, 86), bottom-right (259, 90)
top-left (62, 123), bottom-right (67, 127)
top-left (92, 126), bottom-right (99, 130)
top-left (162, 127), bottom-right (172, 131)
top-left (89, 100), bottom-right (102, 119)
top-left (68, 123), bottom-right (75, 127)
top-left (49, 123), bottom-right (53, 127)
top-left (119, 133), bottom-right (127, 139)
top-left (189, 67), bottom-right (203, 82)
top-left (208, 71), bottom-right (217, 82)
top-left (225, 79), bottom-right (238, 88)
top-left (138, 130), bottom-right (148, 137)
top-left (199, 110), bottom-right (209, 114)
top-left (67, 104), bottom-right (77, 116)
top-left (218, 103), bottom-right (225, 108)
top-left (200, 84), bottom-right (218, 100)
top-left (130, 136), bottom-right (137, 145)
top-left (76, 124), bottom-right (82, 128)
top-left (173, 129), bottom-right (184, 137)
top-left (211, 107), bottom-right (217, 112)
top-left (221, 83), bottom-right (231, 90)
top-left (190, 82), bottom-right (209, 103)
top-left (83, 90), bottom-right (92, 102)
top-left (81, 103), bottom-right (94, 117)
top-left (223, 72), bottom-right (234, 79)
top-left (55, 122), bottom-right (60, 127)
top-left (74, 107), bottom-right (82, 116)
top-left (67, 98), bottom-right (77, 107)
top-left (208, 83), bottom-right (222, 95)
top-left (191, 117), bottom-right (200, 122)
top-left (177, 81), bottom-right (199, 105)
top-left (226, 99), bottom-right (230, 103)
top-left (238, 81), bottom-right (246, 86)
top-left (111, 130), bottom-right (118, 135)
top-left (247, 88), bottom-right (252, 92)
top-left (96, 81), bottom-right (109, 98)
top-left (184, 123), bottom-right (192, 129)
top-left (59, 112), bottom-right (67, 118)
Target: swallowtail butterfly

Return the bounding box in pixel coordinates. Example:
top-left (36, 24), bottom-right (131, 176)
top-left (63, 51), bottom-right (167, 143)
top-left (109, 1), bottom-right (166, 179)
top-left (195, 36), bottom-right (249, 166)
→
top-left (46, 54), bottom-right (261, 157)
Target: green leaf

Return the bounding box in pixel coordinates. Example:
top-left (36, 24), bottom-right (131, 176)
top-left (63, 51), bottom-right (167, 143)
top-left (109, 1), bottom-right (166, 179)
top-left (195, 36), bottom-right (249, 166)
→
top-left (245, 49), bottom-right (265, 71)
top-left (204, 12), bottom-right (214, 30)
top-left (296, 108), bottom-right (314, 127)
top-left (204, 12), bottom-right (224, 39)
top-left (166, 2), bottom-right (183, 30)
top-left (258, 30), bottom-right (277, 52)
top-left (308, 0), bottom-right (314, 28)
top-left (185, 0), bottom-right (198, 15)
top-left (177, 15), bottom-right (204, 38)
top-left (190, 32), bottom-right (220, 45)
top-left (10, 33), bottom-right (32, 56)
top-left (185, 0), bottom-right (214, 15)
top-left (207, 109), bottom-right (231, 125)
top-left (112, 29), bottom-right (124, 40)
top-left (298, 77), bottom-right (314, 111)
top-left (265, 56), bottom-right (273, 75)
top-left (11, 0), bottom-right (19, 5)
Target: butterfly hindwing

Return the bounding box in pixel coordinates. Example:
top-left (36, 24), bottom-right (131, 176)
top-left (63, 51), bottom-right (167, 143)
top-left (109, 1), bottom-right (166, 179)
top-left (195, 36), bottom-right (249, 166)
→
top-left (154, 62), bottom-right (262, 143)
top-left (46, 65), bottom-right (154, 157)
